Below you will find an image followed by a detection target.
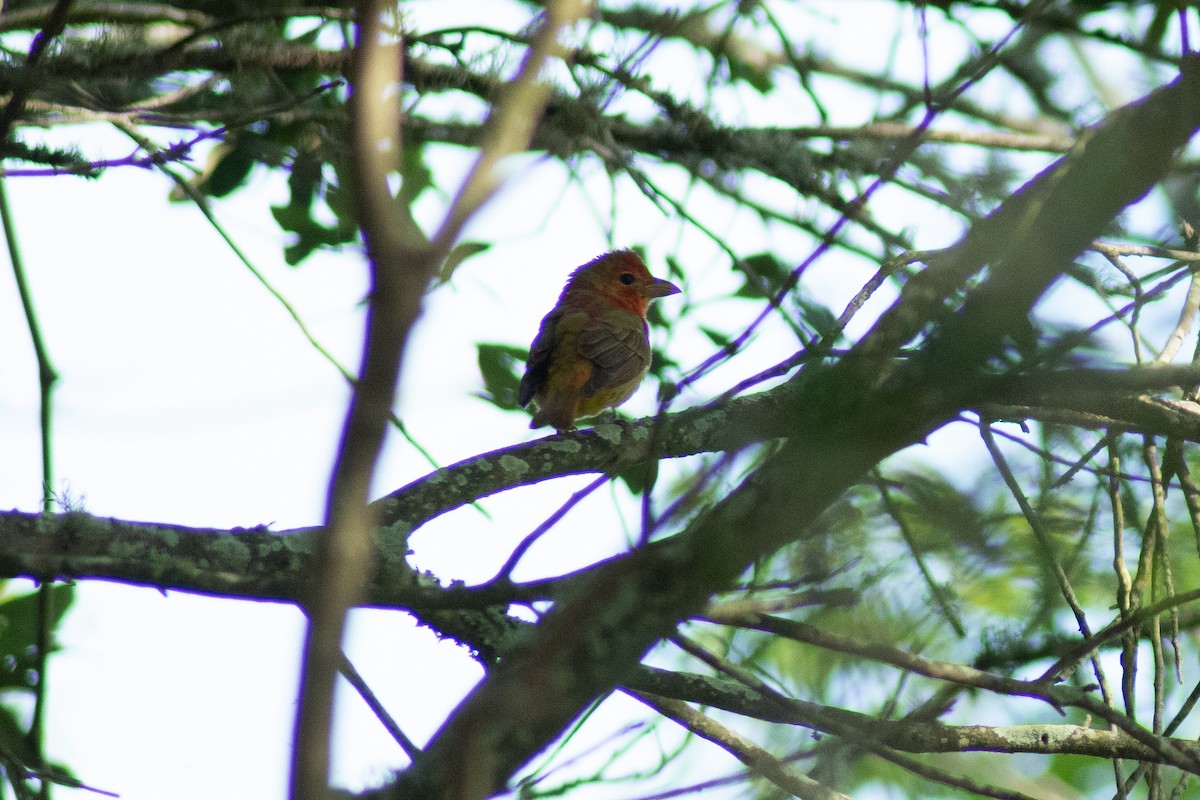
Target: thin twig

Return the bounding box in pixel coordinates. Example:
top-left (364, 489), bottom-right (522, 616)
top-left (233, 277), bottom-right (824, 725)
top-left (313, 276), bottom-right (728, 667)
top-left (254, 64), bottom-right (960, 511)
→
top-left (981, 423), bottom-right (1094, 637)
top-left (1108, 435), bottom-right (1138, 722)
top-left (982, 422), bottom-right (1121, 718)
top-left (1155, 268), bottom-right (1200, 364)
top-left (707, 612), bottom-right (1062, 706)
top-left (115, 120), bottom-right (447, 475)
top-left (0, 171), bottom-right (59, 798)
top-left (1042, 586), bottom-right (1200, 684)
top-left (339, 650), bottom-right (422, 762)
top-left (1091, 241), bottom-right (1200, 263)
top-left (488, 474), bottom-right (610, 584)
top-left (870, 469), bottom-right (965, 636)
top-left (786, 122), bottom-right (1074, 151)
top-left (631, 692), bottom-right (852, 800)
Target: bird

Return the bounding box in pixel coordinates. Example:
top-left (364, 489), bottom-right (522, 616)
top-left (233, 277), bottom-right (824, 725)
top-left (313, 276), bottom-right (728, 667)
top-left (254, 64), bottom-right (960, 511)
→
top-left (518, 250), bottom-right (681, 432)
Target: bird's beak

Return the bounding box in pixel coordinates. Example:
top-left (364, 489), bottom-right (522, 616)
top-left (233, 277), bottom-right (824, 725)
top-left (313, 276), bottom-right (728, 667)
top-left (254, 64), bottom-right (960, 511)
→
top-left (643, 278), bottom-right (682, 299)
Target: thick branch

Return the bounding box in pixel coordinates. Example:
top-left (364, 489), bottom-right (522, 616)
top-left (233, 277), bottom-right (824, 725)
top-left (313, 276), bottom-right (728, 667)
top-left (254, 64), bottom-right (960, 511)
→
top-left (292, 7), bottom-right (409, 796)
top-left (379, 60), bottom-right (1200, 800)
top-left (1, 372), bottom-right (1200, 607)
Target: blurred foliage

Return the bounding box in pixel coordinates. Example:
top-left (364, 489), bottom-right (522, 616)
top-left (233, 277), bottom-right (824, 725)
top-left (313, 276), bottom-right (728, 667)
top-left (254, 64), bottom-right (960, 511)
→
top-left (6, 1), bottom-right (1200, 799)
top-left (0, 585), bottom-right (75, 797)
top-left (476, 342), bottom-right (527, 412)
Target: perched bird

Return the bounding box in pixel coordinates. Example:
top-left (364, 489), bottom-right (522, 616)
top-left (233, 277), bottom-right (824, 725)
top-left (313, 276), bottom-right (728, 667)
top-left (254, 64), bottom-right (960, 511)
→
top-left (518, 250), bottom-right (681, 432)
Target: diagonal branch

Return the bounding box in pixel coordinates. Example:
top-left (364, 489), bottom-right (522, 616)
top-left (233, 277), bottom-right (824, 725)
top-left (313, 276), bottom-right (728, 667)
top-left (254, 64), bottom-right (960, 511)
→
top-left (295, 3), bottom-right (587, 799)
top-left (377, 56), bottom-right (1200, 800)
top-left (631, 692), bottom-right (852, 800)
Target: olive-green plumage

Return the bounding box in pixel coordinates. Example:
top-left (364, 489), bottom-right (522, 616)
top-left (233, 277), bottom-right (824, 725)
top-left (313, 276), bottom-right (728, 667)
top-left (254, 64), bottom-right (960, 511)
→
top-left (519, 251), bottom-right (681, 432)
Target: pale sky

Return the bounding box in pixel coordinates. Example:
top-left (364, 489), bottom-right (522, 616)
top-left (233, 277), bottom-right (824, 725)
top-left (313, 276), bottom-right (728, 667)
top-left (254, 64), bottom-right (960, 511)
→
top-left (0, 2), bottom-right (1181, 798)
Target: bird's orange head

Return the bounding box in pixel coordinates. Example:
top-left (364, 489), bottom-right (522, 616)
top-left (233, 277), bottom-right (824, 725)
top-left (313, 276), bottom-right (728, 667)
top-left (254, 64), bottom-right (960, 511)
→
top-left (558, 250), bottom-right (681, 318)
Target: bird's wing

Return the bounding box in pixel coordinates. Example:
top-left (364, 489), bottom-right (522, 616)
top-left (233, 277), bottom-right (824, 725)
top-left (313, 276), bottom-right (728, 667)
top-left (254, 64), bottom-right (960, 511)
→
top-left (518, 309), bottom-right (562, 407)
top-left (578, 310), bottom-right (650, 395)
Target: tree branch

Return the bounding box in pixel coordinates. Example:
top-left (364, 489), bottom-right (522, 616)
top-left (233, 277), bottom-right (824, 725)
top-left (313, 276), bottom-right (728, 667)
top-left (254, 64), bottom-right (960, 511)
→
top-left (631, 692), bottom-right (852, 800)
top-left (627, 666), bottom-right (1200, 769)
top-left (377, 59), bottom-right (1200, 800)
top-left (292, 5), bottom-right (408, 796)
top-left (2, 369), bottom-right (1200, 608)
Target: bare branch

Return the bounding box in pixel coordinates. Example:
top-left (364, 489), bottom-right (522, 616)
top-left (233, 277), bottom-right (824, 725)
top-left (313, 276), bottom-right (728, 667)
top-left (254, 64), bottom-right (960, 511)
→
top-left (631, 692), bottom-right (852, 800)
top-left (292, 5), bottom-right (408, 797)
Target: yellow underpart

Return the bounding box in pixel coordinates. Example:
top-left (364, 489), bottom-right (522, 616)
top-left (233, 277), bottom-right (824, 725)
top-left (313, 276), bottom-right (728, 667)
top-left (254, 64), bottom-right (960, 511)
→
top-left (532, 311), bottom-right (645, 429)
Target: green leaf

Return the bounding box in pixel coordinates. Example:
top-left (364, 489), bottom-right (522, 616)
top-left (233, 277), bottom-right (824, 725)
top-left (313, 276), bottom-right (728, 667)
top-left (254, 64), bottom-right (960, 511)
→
top-left (617, 457), bottom-right (658, 496)
top-left (0, 704), bottom-right (37, 767)
top-left (398, 142), bottom-right (434, 207)
top-left (202, 140), bottom-right (257, 198)
top-left (0, 585), bottom-right (75, 693)
top-left (476, 343), bottom-right (527, 411)
top-left (286, 150), bottom-right (323, 212)
top-left (0, 584), bottom-right (82, 795)
top-left (646, 301), bottom-right (673, 328)
top-left (271, 150), bottom-right (355, 265)
top-left (392, 147), bottom-right (434, 253)
top-left (734, 253), bottom-right (791, 298)
top-left (324, 168), bottom-right (356, 224)
top-left (798, 298), bottom-right (837, 338)
top-left (725, 54), bottom-right (774, 94)
top-left (699, 326), bottom-right (733, 349)
top-left (0, 703), bottom-right (83, 793)
top-left (664, 254), bottom-right (687, 284)
top-left (438, 242), bottom-right (489, 284)
top-left (648, 347), bottom-right (678, 378)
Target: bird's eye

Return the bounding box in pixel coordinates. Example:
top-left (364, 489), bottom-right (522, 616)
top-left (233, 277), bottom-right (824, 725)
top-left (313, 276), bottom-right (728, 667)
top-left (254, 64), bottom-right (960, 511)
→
top-left (619, 273), bottom-right (636, 285)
